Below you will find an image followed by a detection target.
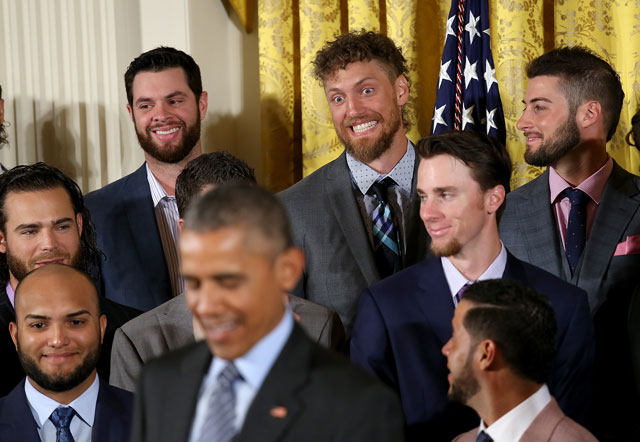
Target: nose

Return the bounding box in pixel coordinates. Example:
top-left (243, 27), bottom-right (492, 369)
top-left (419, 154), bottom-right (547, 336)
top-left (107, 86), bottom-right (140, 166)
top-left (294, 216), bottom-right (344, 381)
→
top-left (516, 108), bottom-right (530, 132)
top-left (48, 323), bottom-right (69, 348)
top-left (419, 197), bottom-right (440, 224)
top-left (151, 101), bottom-right (170, 123)
top-left (39, 228), bottom-right (59, 252)
top-left (346, 95), bottom-right (364, 118)
top-left (442, 338), bottom-right (451, 357)
top-left (187, 285), bottom-right (224, 319)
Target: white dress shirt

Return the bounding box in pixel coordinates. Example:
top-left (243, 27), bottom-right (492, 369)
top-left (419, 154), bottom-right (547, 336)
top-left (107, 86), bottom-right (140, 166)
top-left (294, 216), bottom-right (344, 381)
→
top-left (25, 374), bottom-right (100, 442)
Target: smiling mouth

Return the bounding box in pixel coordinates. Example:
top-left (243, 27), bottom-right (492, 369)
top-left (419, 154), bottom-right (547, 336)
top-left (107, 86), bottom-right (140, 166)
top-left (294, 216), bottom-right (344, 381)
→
top-left (42, 352), bottom-right (78, 364)
top-left (351, 121), bottom-right (378, 134)
top-left (153, 127), bottom-right (180, 135)
top-left (34, 258), bottom-right (66, 267)
top-left (203, 320), bottom-right (238, 341)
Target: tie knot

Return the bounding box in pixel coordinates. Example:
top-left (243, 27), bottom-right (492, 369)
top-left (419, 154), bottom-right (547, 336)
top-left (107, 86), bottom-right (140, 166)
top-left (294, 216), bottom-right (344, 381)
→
top-left (369, 177), bottom-right (396, 202)
top-left (50, 406), bottom-right (76, 429)
top-left (456, 282), bottom-right (472, 303)
top-left (561, 188), bottom-right (589, 207)
top-left (476, 430), bottom-right (493, 442)
top-left (218, 363), bottom-right (240, 388)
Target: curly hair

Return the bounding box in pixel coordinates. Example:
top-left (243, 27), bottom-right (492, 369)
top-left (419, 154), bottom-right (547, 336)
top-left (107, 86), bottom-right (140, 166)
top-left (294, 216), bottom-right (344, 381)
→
top-left (626, 107), bottom-right (640, 150)
top-left (312, 30), bottom-right (411, 128)
top-left (0, 163), bottom-right (102, 286)
top-left (0, 85), bottom-right (8, 147)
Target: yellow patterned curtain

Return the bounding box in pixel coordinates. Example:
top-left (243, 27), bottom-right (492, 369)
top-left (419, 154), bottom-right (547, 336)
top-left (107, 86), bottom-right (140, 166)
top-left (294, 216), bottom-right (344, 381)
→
top-left (250, 0), bottom-right (640, 191)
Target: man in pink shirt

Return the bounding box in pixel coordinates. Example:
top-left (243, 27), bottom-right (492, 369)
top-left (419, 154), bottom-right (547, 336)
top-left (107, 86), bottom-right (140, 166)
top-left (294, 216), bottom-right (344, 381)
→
top-left (499, 46), bottom-right (640, 441)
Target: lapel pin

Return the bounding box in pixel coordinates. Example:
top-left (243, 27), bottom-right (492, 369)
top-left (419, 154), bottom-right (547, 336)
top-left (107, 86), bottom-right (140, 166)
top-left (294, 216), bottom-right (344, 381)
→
top-left (270, 406), bottom-right (287, 418)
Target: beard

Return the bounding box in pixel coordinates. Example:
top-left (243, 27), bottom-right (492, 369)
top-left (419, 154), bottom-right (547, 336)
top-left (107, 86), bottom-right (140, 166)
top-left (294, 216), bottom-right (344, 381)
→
top-left (6, 247), bottom-right (83, 282)
top-left (338, 104), bottom-right (402, 165)
top-left (136, 111), bottom-right (201, 164)
top-left (448, 349), bottom-right (480, 404)
top-left (17, 337), bottom-right (101, 392)
top-left (524, 114), bottom-right (581, 167)
top-left (430, 237), bottom-right (463, 257)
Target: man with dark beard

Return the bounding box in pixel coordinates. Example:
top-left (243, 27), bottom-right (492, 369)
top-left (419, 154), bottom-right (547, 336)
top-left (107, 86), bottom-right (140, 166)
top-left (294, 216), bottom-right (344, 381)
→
top-left (278, 31), bottom-right (429, 335)
top-left (499, 46), bottom-right (640, 441)
top-left (0, 264), bottom-right (133, 442)
top-left (0, 163), bottom-right (140, 398)
top-left (85, 46), bottom-right (208, 312)
top-left (350, 130), bottom-right (594, 441)
top-left (445, 280), bottom-right (597, 442)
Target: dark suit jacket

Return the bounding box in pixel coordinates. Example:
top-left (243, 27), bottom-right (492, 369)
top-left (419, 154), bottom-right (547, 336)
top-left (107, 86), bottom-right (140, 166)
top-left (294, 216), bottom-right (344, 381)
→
top-left (86, 163), bottom-right (172, 311)
top-left (350, 252), bottom-right (594, 442)
top-left (278, 149), bottom-right (429, 335)
top-left (499, 162), bottom-right (640, 440)
top-left (132, 323), bottom-right (404, 442)
top-left (0, 288), bottom-right (140, 397)
top-left (110, 294), bottom-right (346, 392)
top-left (0, 377), bottom-right (133, 442)
top-left (452, 398), bottom-right (597, 442)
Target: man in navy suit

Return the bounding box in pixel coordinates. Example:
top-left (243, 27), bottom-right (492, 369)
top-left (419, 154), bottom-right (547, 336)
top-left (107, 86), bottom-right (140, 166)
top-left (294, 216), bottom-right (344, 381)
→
top-left (85, 46), bottom-right (208, 311)
top-left (0, 264), bottom-right (132, 442)
top-left (350, 130), bottom-right (595, 441)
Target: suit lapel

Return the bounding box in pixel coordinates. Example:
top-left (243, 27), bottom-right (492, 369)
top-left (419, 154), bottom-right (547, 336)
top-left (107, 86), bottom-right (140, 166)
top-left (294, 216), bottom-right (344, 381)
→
top-left (92, 379), bottom-right (130, 442)
top-left (325, 152), bottom-right (379, 285)
top-left (236, 325), bottom-right (310, 442)
top-left (122, 164), bottom-right (172, 299)
top-left (415, 256), bottom-right (456, 344)
top-left (519, 399), bottom-right (564, 442)
top-left (511, 171), bottom-right (570, 280)
top-left (0, 381), bottom-right (41, 441)
top-left (156, 295), bottom-right (195, 349)
top-left (577, 162), bottom-right (640, 310)
top-left (404, 145), bottom-right (428, 267)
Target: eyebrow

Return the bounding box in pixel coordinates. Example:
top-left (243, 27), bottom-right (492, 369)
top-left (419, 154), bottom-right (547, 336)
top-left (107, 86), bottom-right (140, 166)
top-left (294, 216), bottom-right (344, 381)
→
top-left (24, 310), bottom-right (91, 321)
top-left (326, 77), bottom-right (378, 94)
top-left (134, 91), bottom-right (188, 106)
top-left (522, 97), bottom-right (553, 105)
top-left (13, 217), bottom-right (74, 233)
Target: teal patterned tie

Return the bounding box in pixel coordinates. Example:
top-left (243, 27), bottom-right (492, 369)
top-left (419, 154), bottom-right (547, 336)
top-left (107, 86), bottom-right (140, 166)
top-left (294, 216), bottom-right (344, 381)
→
top-left (49, 406), bottom-right (76, 442)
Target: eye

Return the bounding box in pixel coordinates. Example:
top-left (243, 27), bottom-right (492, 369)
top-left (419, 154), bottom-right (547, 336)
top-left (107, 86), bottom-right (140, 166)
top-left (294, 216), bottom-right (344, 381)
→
top-left (184, 277), bottom-right (201, 291)
top-left (363, 87), bottom-right (373, 95)
top-left (29, 322), bottom-right (46, 329)
top-left (21, 229), bottom-right (37, 236)
top-left (57, 224), bottom-right (71, 231)
top-left (419, 195), bottom-right (428, 203)
top-left (218, 276), bottom-right (243, 290)
top-left (138, 103), bottom-right (152, 110)
top-left (332, 96), bottom-right (344, 104)
top-left (169, 98), bottom-right (183, 105)
top-left (69, 319), bottom-right (85, 326)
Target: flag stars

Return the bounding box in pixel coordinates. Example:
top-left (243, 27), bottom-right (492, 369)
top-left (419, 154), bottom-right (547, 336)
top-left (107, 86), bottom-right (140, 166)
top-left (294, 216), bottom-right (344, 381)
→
top-left (484, 60), bottom-right (497, 92)
top-left (432, 104), bottom-right (448, 132)
top-left (446, 15), bottom-right (456, 40)
top-left (465, 12), bottom-right (481, 45)
top-left (439, 60), bottom-right (452, 88)
top-left (462, 104), bottom-right (475, 130)
top-left (486, 108), bottom-right (498, 132)
top-left (464, 57), bottom-right (478, 88)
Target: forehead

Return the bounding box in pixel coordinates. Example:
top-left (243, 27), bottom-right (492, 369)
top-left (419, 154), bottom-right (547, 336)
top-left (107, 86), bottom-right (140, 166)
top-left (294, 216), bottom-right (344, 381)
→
top-left (524, 75), bottom-right (566, 101)
top-left (180, 226), bottom-right (270, 263)
top-left (324, 59), bottom-right (394, 89)
top-left (131, 67), bottom-right (192, 99)
top-left (16, 272), bottom-right (98, 318)
top-left (418, 154), bottom-right (478, 190)
top-left (4, 187), bottom-right (75, 225)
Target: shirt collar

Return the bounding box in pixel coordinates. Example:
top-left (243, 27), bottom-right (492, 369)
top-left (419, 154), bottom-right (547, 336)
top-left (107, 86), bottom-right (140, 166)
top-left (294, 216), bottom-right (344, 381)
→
top-left (210, 307), bottom-right (294, 390)
top-left (441, 242), bottom-right (508, 302)
top-left (25, 374), bottom-right (100, 428)
top-left (548, 155), bottom-right (613, 204)
top-left (146, 163), bottom-right (174, 207)
top-left (6, 282), bottom-right (15, 308)
top-left (345, 139), bottom-right (414, 195)
top-left (480, 384), bottom-right (551, 442)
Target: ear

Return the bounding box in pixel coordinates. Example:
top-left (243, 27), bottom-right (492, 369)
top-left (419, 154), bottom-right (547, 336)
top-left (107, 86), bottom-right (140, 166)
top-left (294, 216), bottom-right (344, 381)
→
top-left (76, 212), bottom-right (83, 237)
top-left (9, 321), bottom-right (18, 351)
top-left (198, 91), bottom-right (208, 120)
top-left (395, 75), bottom-right (409, 107)
top-left (477, 339), bottom-right (497, 370)
top-left (576, 100), bottom-right (601, 130)
top-left (0, 229), bottom-right (6, 254)
top-left (127, 103), bottom-right (135, 123)
top-left (485, 185), bottom-right (506, 215)
top-left (275, 247), bottom-right (305, 292)
top-left (178, 218), bottom-right (184, 233)
top-left (99, 314), bottom-right (107, 344)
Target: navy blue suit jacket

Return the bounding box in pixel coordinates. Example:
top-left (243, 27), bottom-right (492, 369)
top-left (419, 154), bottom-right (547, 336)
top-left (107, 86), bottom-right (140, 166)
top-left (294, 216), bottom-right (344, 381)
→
top-left (0, 377), bottom-right (133, 442)
top-left (85, 164), bottom-right (172, 311)
top-left (351, 252), bottom-right (595, 442)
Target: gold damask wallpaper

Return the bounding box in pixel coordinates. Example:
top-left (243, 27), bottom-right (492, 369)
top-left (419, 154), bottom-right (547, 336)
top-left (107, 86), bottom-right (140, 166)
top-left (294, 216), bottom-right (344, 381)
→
top-left (230, 0), bottom-right (640, 191)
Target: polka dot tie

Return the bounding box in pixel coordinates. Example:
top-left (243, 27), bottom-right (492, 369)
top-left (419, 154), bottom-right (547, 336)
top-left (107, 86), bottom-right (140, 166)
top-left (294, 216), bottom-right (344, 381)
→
top-left (49, 406), bottom-right (76, 442)
top-left (562, 188), bottom-right (589, 275)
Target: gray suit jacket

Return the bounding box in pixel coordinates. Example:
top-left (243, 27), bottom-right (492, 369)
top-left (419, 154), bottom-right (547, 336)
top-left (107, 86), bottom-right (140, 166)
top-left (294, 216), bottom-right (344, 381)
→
top-left (279, 149), bottom-right (429, 334)
top-left (452, 398), bottom-right (597, 442)
top-left (500, 162), bottom-right (640, 314)
top-left (110, 294), bottom-right (345, 392)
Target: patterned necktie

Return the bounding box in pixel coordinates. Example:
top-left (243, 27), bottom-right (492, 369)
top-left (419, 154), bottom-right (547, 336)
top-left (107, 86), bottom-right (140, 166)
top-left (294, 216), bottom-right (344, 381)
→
top-left (199, 363), bottom-right (241, 442)
top-left (369, 177), bottom-right (401, 279)
top-left (476, 430), bottom-right (493, 442)
top-left (562, 188), bottom-right (589, 274)
top-left (456, 282), bottom-right (472, 304)
top-left (49, 406), bottom-right (76, 442)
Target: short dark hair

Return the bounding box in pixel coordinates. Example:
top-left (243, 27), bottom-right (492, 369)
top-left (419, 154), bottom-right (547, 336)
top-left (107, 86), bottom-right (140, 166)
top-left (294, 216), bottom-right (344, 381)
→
top-left (0, 163), bottom-right (101, 286)
top-left (124, 46), bottom-right (203, 106)
top-left (416, 130), bottom-right (512, 217)
top-left (312, 30), bottom-right (410, 128)
top-left (626, 107), bottom-right (640, 150)
top-left (462, 279), bottom-right (557, 384)
top-left (175, 152), bottom-right (256, 217)
top-left (183, 183), bottom-right (292, 256)
top-left (526, 46), bottom-right (624, 142)
top-left (0, 85), bottom-right (8, 147)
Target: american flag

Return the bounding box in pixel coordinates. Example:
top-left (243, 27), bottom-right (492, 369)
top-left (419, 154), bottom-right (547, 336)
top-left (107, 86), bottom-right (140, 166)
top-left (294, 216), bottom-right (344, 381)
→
top-left (431, 0), bottom-right (506, 145)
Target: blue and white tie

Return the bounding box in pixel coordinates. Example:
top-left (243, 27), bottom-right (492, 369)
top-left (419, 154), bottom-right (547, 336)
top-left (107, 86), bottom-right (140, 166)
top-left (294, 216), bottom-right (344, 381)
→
top-left (199, 363), bottom-right (240, 442)
top-left (50, 406), bottom-right (76, 442)
top-left (369, 177), bottom-right (401, 278)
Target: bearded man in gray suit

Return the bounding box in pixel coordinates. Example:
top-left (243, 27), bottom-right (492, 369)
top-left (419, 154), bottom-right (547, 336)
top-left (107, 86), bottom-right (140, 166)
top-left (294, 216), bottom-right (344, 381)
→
top-left (499, 46), bottom-right (640, 440)
top-left (279, 31), bottom-right (429, 335)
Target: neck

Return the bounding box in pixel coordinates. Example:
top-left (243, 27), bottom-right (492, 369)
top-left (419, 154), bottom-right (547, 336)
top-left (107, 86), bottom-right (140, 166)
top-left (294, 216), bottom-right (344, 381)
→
top-left (29, 370), bottom-right (97, 405)
top-left (145, 143), bottom-right (202, 196)
top-left (471, 378), bottom-right (542, 427)
top-left (551, 140), bottom-right (608, 187)
top-left (364, 130), bottom-right (407, 175)
top-left (448, 229), bottom-right (502, 281)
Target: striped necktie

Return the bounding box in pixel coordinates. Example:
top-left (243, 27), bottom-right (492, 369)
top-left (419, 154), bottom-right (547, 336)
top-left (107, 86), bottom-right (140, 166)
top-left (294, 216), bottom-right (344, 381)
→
top-left (198, 363), bottom-right (241, 442)
top-left (369, 177), bottom-right (401, 278)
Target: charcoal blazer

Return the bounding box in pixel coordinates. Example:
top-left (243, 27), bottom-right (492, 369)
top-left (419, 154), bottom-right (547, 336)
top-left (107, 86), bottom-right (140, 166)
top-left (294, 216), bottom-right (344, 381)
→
top-left (110, 294), bottom-right (345, 392)
top-left (278, 149), bottom-right (429, 334)
top-left (0, 378), bottom-right (133, 442)
top-left (131, 323), bottom-right (404, 442)
top-left (86, 163), bottom-right (171, 311)
top-left (350, 252), bottom-right (594, 442)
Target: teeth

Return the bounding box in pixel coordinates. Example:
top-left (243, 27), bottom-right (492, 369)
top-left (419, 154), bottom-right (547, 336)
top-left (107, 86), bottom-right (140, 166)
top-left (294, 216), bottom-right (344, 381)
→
top-left (352, 121), bottom-right (377, 133)
top-left (155, 127), bottom-right (179, 135)
top-left (210, 322), bottom-right (235, 332)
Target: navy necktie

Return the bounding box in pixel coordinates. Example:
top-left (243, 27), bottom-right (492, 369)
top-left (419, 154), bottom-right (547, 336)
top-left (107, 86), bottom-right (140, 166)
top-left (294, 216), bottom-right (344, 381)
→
top-left (199, 363), bottom-right (241, 442)
top-left (476, 430), bottom-right (493, 442)
top-left (369, 177), bottom-right (401, 279)
top-left (562, 188), bottom-right (589, 274)
top-left (49, 406), bottom-right (76, 442)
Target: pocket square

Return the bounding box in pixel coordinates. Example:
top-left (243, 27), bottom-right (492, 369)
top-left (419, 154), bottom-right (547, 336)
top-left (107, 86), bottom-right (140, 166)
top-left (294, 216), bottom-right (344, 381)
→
top-left (614, 235), bottom-right (640, 256)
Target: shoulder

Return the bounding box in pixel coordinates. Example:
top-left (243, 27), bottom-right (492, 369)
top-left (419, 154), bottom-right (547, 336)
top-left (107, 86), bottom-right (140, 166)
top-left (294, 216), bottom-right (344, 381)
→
top-left (85, 164), bottom-right (147, 207)
top-left (513, 256), bottom-right (585, 296)
top-left (550, 417), bottom-right (598, 442)
top-left (505, 171), bottom-right (548, 203)
top-left (140, 341), bottom-right (209, 380)
top-left (278, 155), bottom-right (346, 205)
top-left (450, 428), bottom-right (477, 442)
top-left (366, 255), bottom-right (438, 298)
top-left (100, 380), bottom-right (134, 405)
